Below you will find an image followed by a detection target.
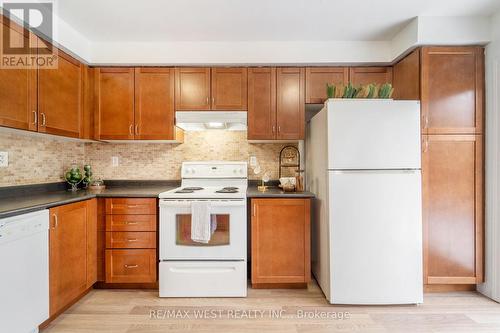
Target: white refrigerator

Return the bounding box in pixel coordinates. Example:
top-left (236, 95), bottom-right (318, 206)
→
top-left (306, 99), bottom-right (423, 305)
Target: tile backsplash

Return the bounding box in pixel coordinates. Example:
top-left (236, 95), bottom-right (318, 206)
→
top-left (0, 129), bottom-right (295, 187)
top-left (0, 130), bottom-right (86, 187)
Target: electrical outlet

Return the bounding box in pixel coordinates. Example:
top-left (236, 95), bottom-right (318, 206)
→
top-left (249, 156), bottom-right (257, 168)
top-left (111, 156), bottom-right (119, 167)
top-left (0, 152), bottom-right (8, 167)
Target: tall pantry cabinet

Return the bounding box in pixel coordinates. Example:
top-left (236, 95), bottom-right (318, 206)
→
top-left (393, 46), bottom-right (485, 288)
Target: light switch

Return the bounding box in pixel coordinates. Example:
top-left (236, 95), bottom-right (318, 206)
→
top-left (0, 152), bottom-right (8, 167)
top-left (112, 156), bottom-right (119, 167)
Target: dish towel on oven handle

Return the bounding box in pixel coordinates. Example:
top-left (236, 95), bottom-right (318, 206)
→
top-left (190, 201), bottom-right (216, 243)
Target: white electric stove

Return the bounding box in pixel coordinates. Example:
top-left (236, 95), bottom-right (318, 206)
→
top-left (158, 161), bottom-right (248, 297)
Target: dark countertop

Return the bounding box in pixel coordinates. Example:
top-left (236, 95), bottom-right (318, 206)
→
top-left (246, 186), bottom-right (315, 198)
top-left (0, 181), bottom-right (315, 219)
top-left (0, 181), bottom-right (178, 219)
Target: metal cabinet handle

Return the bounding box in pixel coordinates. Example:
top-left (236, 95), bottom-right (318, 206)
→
top-left (212, 97), bottom-right (215, 105)
top-left (124, 221), bottom-right (138, 225)
top-left (52, 213), bottom-right (58, 229)
top-left (129, 124), bottom-right (133, 135)
top-left (32, 111), bottom-right (38, 125)
top-left (127, 205), bottom-right (139, 208)
top-left (272, 125), bottom-right (275, 133)
top-left (124, 264), bottom-right (138, 269)
top-left (278, 125), bottom-right (281, 133)
top-left (135, 124), bottom-right (139, 135)
top-left (206, 96), bottom-right (209, 105)
top-left (253, 204), bottom-right (256, 217)
top-left (40, 112), bottom-right (46, 126)
top-left (127, 238), bottom-right (138, 242)
top-left (424, 115), bottom-right (429, 129)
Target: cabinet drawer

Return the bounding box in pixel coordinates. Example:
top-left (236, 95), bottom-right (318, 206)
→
top-left (105, 198), bottom-right (156, 215)
top-left (106, 232), bottom-right (156, 249)
top-left (106, 214), bottom-right (157, 232)
top-left (105, 249), bottom-right (157, 283)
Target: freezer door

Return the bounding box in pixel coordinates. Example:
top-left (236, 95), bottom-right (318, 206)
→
top-left (329, 170), bottom-right (423, 304)
top-left (327, 100), bottom-right (421, 170)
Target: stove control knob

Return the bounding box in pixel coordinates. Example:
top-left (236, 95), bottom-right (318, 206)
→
top-left (239, 168), bottom-right (244, 174)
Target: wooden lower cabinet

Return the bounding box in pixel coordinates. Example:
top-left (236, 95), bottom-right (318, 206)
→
top-left (251, 198), bottom-right (311, 288)
top-left (423, 135), bottom-right (484, 285)
top-left (49, 199), bottom-right (97, 317)
top-left (105, 249), bottom-right (157, 283)
top-left (103, 198), bottom-right (157, 284)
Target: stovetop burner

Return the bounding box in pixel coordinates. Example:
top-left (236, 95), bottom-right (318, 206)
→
top-left (215, 187), bottom-right (239, 194)
top-left (175, 189), bottom-right (194, 193)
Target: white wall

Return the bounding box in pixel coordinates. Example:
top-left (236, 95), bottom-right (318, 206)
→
top-left (90, 16), bottom-right (491, 65)
top-left (479, 10), bottom-right (500, 302)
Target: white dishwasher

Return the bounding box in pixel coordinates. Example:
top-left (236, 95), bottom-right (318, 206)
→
top-left (0, 210), bottom-right (50, 333)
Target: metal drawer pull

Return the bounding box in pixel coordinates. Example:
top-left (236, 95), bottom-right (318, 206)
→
top-left (127, 205), bottom-right (140, 208)
top-left (32, 111), bottom-right (38, 125)
top-left (127, 238), bottom-right (138, 242)
top-left (124, 222), bottom-right (138, 225)
top-left (124, 264), bottom-right (138, 269)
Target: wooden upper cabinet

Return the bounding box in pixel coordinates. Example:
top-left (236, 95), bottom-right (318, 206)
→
top-left (135, 67), bottom-right (175, 140)
top-left (49, 201), bottom-right (88, 316)
top-left (305, 67), bottom-right (349, 103)
top-left (38, 49), bottom-right (83, 138)
top-left (247, 68), bottom-right (276, 140)
top-left (276, 67), bottom-right (305, 140)
top-left (211, 67), bottom-right (247, 110)
top-left (421, 47), bottom-right (484, 134)
top-left (251, 198), bottom-right (311, 286)
top-left (423, 135), bottom-right (483, 285)
top-left (0, 17), bottom-right (37, 131)
top-left (349, 67), bottom-right (393, 86)
top-left (175, 67), bottom-right (210, 110)
top-left (96, 68), bottom-right (135, 140)
top-left (393, 49), bottom-right (420, 100)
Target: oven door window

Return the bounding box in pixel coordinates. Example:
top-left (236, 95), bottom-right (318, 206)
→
top-left (176, 214), bottom-right (230, 246)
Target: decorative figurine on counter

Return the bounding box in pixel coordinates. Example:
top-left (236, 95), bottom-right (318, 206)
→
top-left (250, 156), bottom-right (269, 192)
top-left (83, 164), bottom-right (93, 189)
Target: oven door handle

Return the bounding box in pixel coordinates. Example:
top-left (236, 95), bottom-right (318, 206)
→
top-left (159, 200), bottom-right (245, 207)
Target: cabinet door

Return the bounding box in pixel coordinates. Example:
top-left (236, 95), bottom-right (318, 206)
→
top-left (38, 49), bottom-right (83, 138)
top-left (96, 68), bottom-right (135, 140)
top-left (393, 49), bottom-right (420, 100)
top-left (276, 68), bottom-right (305, 140)
top-left (0, 18), bottom-right (37, 131)
top-left (349, 67), bottom-right (393, 86)
top-left (422, 135), bottom-right (483, 284)
top-left (421, 47), bottom-right (484, 134)
top-left (211, 67), bottom-right (247, 110)
top-left (135, 67), bottom-right (176, 140)
top-left (175, 67), bottom-right (210, 110)
top-left (247, 67), bottom-right (276, 140)
top-left (251, 198), bottom-right (311, 285)
top-left (305, 67), bottom-right (348, 103)
top-left (49, 201), bottom-right (88, 316)
top-left (86, 199), bottom-right (98, 288)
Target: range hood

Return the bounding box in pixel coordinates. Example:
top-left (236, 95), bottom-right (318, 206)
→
top-left (175, 111), bottom-right (247, 131)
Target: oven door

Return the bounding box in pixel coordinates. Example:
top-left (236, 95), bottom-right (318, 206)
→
top-left (159, 199), bottom-right (246, 260)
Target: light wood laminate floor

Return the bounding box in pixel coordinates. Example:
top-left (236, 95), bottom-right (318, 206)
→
top-left (43, 281), bottom-right (500, 333)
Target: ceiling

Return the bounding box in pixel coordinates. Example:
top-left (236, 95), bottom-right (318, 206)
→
top-left (58, 0), bottom-right (500, 43)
